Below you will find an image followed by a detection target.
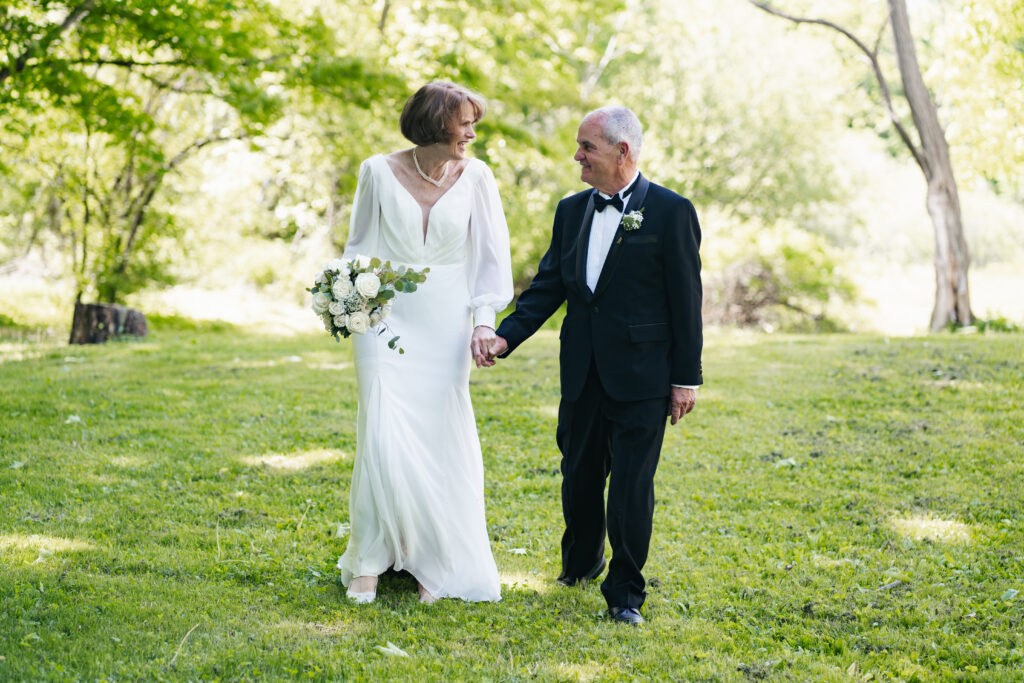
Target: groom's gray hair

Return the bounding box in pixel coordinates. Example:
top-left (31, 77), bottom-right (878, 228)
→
top-left (585, 106), bottom-right (643, 161)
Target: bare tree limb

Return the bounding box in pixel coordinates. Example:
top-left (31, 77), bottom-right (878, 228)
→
top-left (746, 1), bottom-right (927, 174)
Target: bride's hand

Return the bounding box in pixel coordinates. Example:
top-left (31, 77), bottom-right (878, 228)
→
top-left (471, 325), bottom-right (497, 367)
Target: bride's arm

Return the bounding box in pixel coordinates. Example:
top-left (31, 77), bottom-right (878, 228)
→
top-left (342, 159), bottom-right (378, 260)
top-left (467, 163), bottom-right (514, 331)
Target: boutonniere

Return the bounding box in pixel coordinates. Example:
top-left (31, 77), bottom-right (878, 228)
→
top-left (621, 207), bottom-right (645, 231)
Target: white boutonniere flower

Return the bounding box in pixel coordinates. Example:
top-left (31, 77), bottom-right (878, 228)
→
top-left (622, 208), bottom-right (645, 231)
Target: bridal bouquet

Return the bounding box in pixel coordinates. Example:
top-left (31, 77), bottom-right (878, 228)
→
top-left (309, 257), bottom-right (428, 353)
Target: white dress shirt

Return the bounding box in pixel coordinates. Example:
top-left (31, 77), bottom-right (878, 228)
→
top-left (584, 170), bottom-right (697, 392)
top-left (585, 170), bottom-right (640, 292)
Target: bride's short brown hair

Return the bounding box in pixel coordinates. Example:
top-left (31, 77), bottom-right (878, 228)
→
top-left (400, 81), bottom-right (486, 146)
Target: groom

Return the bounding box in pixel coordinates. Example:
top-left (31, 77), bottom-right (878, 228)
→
top-left (486, 106), bottom-right (702, 625)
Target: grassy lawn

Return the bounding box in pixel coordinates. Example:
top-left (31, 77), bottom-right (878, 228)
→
top-left (1, 319), bottom-right (1022, 681)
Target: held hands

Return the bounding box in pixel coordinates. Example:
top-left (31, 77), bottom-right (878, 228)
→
top-left (471, 327), bottom-right (507, 368)
top-left (669, 386), bottom-right (696, 426)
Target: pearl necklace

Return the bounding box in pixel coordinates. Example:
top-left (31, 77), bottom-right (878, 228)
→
top-left (412, 148), bottom-right (449, 187)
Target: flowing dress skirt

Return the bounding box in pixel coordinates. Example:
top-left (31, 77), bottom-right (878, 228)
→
top-left (337, 262), bottom-right (501, 601)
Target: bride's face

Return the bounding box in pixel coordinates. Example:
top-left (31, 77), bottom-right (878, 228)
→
top-left (445, 102), bottom-right (477, 160)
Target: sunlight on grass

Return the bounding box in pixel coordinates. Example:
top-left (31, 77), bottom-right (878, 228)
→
top-left (239, 449), bottom-right (346, 471)
top-left (271, 619), bottom-right (368, 639)
top-left (812, 554), bottom-right (863, 568)
top-left (891, 514), bottom-right (973, 544)
top-left (107, 455), bottom-right (147, 468)
top-left (232, 355), bottom-right (305, 369)
top-left (0, 342), bottom-right (51, 364)
top-left (500, 571), bottom-right (552, 595)
top-left (308, 362), bottom-right (351, 371)
top-left (0, 533), bottom-right (95, 553)
top-left (549, 661), bottom-right (609, 682)
top-left (531, 404), bottom-right (559, 419)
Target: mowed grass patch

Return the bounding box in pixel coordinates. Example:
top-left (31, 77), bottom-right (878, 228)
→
top-left (1, 323), bottom-right (1022, 680)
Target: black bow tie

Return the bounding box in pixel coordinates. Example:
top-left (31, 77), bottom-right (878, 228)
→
top-left (593, 193), bottom-right (624, 213)
top-left (592, 178), bottom-right (637, 213)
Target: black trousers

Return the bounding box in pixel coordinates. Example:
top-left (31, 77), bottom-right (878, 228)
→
top-left (555, 361), bottom-right (668, 609)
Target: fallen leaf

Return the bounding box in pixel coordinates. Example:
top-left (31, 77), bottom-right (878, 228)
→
top-left (335, 522), bottom-right (350, 538)
top-left (375, 641), bottom-right (409, 657)
top-left (64, 415), bottom-right (81, 424)
top-left (10, 461), bottom-right (24, 470)
top-left (1001, 588), bottom-right (1018, 601)
top-left (509, 548), bottom-right (527, 555)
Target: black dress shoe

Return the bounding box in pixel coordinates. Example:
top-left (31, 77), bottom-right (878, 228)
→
top-left (556, 557), bottom-right (606, 587)
top-left (608, 606), bottom-right (644, 625)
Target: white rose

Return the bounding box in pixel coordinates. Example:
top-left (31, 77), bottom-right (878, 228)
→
top-left (311, 291), bottom-right (331, 314)
top-left (346, 310), bottom-right (371, 334)
top-left (333, 314), bottom-right (347, 329)
top-left (314, 271), bottom-right (328, 285)
top-left (328, 301), bottom-right (345, 316)
top-left (331, 277), bottom-right (353, 299)
top-left (380, 302), bottom-right (392, 320)
top-left (323, 258), bottom-right (348, 274)
top-left (369, 310), bottom-right (382, 327)
top-left (354, 272), bottom-right (381, 298)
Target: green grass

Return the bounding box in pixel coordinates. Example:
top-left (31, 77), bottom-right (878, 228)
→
top-left (1, 320), bottom-right (1022, 681)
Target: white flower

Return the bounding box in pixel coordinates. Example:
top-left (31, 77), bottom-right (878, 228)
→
top-left (369, 310), bottom-right (382, 327)
top-left (311, 291), bottom-right (331, 314)
top-left (314, 271), bottom-right (328, 285)
top-left (355, 272), bottom-right (381, 298)
top-left (346, 310), bottom-right (371, 334)
top-left (328, 301), bottom-right (345, 316)
top-left (622, 208), bottom-right (645, 231)
top-left (333, 314), bottom-right (347, 329)
top-left (331, 277), bottom-right (353, 299)
top-left (323, 258), bottom-right (349, 276)
top-left (380, 302), bottom-right (392, 320)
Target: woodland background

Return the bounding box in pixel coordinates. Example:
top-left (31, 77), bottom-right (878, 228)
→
top-left (1, 0), bottom-right (1022, 337)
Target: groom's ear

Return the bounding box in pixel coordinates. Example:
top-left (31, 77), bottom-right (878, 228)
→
top-left (617, 142), bottom-right (630, 163)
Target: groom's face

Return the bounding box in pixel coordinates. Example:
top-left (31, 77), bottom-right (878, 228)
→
top-left (574, 116), bottom-right (622, 193)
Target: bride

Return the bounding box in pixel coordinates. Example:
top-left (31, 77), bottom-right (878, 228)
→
top-left (336, 82), bottom-right (513, 603)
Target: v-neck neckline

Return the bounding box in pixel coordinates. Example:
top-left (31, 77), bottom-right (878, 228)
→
top-left (381, 155), bottom-right (472, 245)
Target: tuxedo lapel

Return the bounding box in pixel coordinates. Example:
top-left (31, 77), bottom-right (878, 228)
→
top-left (574, 191), bottom-right (598, 300)
top-left (592, 174), bottom-right (650, 299)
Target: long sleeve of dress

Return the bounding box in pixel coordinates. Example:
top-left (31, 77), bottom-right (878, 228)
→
top-left (342, 159), bottom-right (379, 260)
top-left (467, 163), bottom-right (514, 329)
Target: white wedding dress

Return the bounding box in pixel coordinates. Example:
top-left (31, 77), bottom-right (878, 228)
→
top-left (336, 154), bottom-right (512, 601)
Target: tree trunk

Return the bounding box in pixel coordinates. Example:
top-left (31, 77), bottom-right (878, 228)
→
top-left (68, 303), bottom-right (148, 344)
top-left (889, 0), bottom-right (973, 330)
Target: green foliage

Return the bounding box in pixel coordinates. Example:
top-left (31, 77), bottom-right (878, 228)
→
top-left (1, 328), bottom-right (1023, 678)
top-left (942, 0), bottom-right (1024, 194)
top-left (0, 1), bottom-right (395, 304)
top-left (704, 222), bottom-right (856, 331)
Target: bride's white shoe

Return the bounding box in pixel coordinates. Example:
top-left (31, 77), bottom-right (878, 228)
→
top-left (347, 575), bottom-right (377, 604)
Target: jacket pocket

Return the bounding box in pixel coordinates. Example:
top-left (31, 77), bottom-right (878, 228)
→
top-left (628, 322), bottom-right (669, 343)
top-left (623, 234), bottom-right (660, 245)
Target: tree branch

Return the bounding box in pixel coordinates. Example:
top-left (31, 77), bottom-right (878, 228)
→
top-left (0, 0), bottom-right (97, 85)
top-left (68, 58), bottom-right (190, 68)
top-left (115, 133), bottom-right (246, 275)
top-left (747, 1), bottom-right (927, 174)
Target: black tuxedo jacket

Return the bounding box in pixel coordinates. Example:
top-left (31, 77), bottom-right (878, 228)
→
top-left (497, 174), bottom-right (703, 403)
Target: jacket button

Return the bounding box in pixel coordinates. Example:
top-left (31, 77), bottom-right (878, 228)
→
top-left (592, 306), bottom-right (599, 314)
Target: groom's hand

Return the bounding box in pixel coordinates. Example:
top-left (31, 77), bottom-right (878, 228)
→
top-left (669, 386), bottom-right (696, 426)
top-left (472, 326), bottom-right (498, 367)
top-left (488, 335), bottom-right (508, 361)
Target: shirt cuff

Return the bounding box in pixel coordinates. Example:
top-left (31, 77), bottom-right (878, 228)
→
top-left (473, 305), bottom-right (496, 330)
top-left (672, 385), bottom-right (698, 390)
